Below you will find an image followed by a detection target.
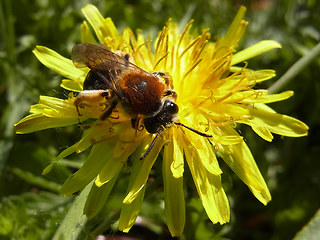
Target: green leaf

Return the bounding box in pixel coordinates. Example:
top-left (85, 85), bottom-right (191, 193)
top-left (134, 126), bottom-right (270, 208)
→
top-left (52, 182), bottom-right (92, 240)
top-left (294, 209), bottom-right (320, 240)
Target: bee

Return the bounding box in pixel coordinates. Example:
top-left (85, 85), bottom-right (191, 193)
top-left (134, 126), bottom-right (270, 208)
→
top-left (72, 43), bottom-right (212, 159)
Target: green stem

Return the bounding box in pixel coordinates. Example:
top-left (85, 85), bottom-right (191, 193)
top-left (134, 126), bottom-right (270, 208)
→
top-left (268, 42), bottom-right (320, 94)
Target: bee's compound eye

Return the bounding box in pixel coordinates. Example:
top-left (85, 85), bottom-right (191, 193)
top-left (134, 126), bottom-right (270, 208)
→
top-left (143, 100), bottom-right (179, 134)
top-left (163, 100), bottom-right (179, 115)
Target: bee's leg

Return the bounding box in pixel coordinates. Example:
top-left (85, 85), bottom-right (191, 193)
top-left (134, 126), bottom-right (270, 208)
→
top-left (131, 115), bottom-right (144, 136)
top-left (99, 100), bottom-right (118, 120)
top-left (101, 90), bottom-right (112, 99)
top-left (163, 90), bottom-right (177, 99)
top-left (74, 98), bottom-right (83, 117)
top-left (74, 90), bottom-right (111, 117)
top-left (152, 73), bottom-right (176, 98)
top-left (73, 98), bottom-right (84, 127)
top-left (152, 71), bottom-right (173, 87)
top-left (152, 71), bottom-right (168, 78)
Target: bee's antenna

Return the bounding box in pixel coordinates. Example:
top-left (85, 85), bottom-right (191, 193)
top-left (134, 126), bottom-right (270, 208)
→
top-left (174, 122), bottom-right (212, 138)
top-left (140, 127), bottom-right (164, 160)
top-left (140, 123), bottom-right (211, 160)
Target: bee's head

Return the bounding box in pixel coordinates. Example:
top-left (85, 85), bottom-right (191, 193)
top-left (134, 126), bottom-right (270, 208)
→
top-left (144, 99), bottom-right (179, 134)
top-left (141, 99), bottom-right (212, 160)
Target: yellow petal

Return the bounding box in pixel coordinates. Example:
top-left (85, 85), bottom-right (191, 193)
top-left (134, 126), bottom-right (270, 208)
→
top-left (61, 140), bottom-right (116, 196)
top-left (123, 136), bottom-right (165, 204)
top-left (33, 46), bottom-right (84, 81)
top-left (184, 140), bottom-right (230, 224)
top-left (201, 102), bottom-right (250, 121)
top-left (215, 6), bottom-right (247, 59)
top-left (231, 40), bottom-right (282, 66)
top-left (80, 21), bottom-right (96, 43)
top-left (119, 186), bottom-right (146, 232)
top-left (69, 123), bottom-right (114, 155)
top-left (218, 126), bottom-right (271, 205)
top-left (81, 4), bottom-right (105, 43)
top-left (84, 174), bottom-right (119, 219)
top-left (15, 96), bottom-right (79, 134)
top-left (185, 131), bottom-right (222, 175)
top-left (163, 142), bottom-right (185, 236)
top-left (252, 125), bottom-right (273, 142)
top-left (81, 4), bottom-right (118, 44)
top-left (240, 103), bottom-right (309, 138)
top-left (170, 128), bottom-right (184, 178)
top-left (60, 79), bottom-right (83, 92)
top-left (102, 18), bottom-right (119, 41)
top-left (96, 139), bottom-right (139, 187)
top-left (229, 69), bottom-right (276, 83)
top-left (95, 160), bottom-right (123, 187)
top-left (209, 133), bottom-right (243, 145)
top-left (14, 113), bottom-right (76, 134)
top-left (38, 96), bottom-right (78, 117)
top-left (54, 123), bottom-right (116, 166)
top-left (240, 90), bottom-right (294, 104)
top-left (187, 111), bottom-right (243, 145)
top-left (42, 162), bottom-right (55, 175)
top-left (179, 113), bottom-right (223, 175)
top-left (56, 144), bottom-right (78, 161)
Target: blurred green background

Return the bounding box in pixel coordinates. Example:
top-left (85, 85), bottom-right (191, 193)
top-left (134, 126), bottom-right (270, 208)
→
top-left (1, 0), bottom-right (319, 239)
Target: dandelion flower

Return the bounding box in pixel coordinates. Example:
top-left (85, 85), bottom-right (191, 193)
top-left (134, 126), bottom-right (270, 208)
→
top-left (15, 4), bottom-right (308, 236)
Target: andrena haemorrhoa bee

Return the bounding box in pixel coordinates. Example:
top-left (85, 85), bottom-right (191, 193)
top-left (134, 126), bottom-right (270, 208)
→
top-left (72, 43), bottom-right (212, 159)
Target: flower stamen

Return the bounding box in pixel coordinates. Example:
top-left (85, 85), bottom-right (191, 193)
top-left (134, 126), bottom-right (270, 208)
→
top-left (182, 58), bottom-right (203, 79)
top-left (133, 40), bottom-right (152, 65)
top-left (153, 52), bottom-right (170, 71)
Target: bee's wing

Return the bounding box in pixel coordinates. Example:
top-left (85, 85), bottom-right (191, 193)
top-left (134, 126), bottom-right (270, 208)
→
top-left (72, 43), bottom-right (141, 98)
top-left (72, 43), bottom-right (136, 71)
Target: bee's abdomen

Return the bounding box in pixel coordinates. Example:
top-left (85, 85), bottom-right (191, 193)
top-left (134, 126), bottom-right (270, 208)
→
top-left (120, 71), bottom-right (165, 116)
